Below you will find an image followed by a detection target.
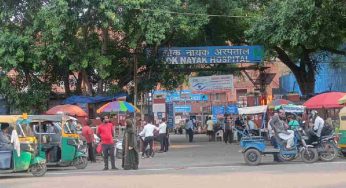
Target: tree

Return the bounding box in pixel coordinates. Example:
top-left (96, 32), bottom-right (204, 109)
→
top-left (0, 0), bottom-right (51, 113)
top-left (0, 0), bottom-right (210, 112)
top-left (114, 0), bottom-right (209, 94)
top-left (246, 0), bottom-right (346, 95)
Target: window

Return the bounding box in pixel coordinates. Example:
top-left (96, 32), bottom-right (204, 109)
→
top-left (215, 93), bottom-right (221, 101)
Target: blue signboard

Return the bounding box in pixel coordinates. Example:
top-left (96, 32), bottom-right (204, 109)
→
top-left (225, 104), bottom-right (239, 114)
top-left (165, 92), bottom-right (208, 102)
top-left (190, 94), bottom-right (209, 101)
top-left (166, 103), bottom-right (174, 128)
top-left (174, 105), bottom-right (192, 113)
top-left (212, 106), bottom-right (225, 115)
top-left (153, 90), bottom-right (191, 95)
top-left (159, 46), bottom-right (264, 64)
top-left (157, 112), bottom-right (163, 119)
top-left (212, 106), bottom-right (225, 121)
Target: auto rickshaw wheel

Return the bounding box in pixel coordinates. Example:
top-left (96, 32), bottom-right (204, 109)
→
top-left (31, 163), bottom-right (47, 177)
top-left (301, 147), bottom-right (319, 163)
top-left (244, 149), bottom-right (262, 166)
top-left (319, 142), bottom-right (338, 162)
top-left (74, 156), bottom-right (88, 169)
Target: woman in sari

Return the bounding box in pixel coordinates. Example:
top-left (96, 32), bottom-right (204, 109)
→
top-left (122, 119), bottom-right (139, 170)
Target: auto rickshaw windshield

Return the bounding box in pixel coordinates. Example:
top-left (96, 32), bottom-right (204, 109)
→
top-left (17, 123), bottom-right (35, 137)
top-left (64, 121), bottom-right (77, 134)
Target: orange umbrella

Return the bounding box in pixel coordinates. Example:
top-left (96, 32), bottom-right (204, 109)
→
top-left (46, 104), bottom-right (88, 117)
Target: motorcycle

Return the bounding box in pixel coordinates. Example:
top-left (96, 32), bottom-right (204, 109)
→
top-left (282, 122), bottom-right (339, 162)
top-left (304, 130), bottom-right (339, 162)
top-left (115, 139), bottom-right (123, 159)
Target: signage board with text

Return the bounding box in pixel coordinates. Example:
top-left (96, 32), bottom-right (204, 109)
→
top-left (189, 75), bottom-right (233, 92)
top-left (158, 45), bottom-right (264, 64)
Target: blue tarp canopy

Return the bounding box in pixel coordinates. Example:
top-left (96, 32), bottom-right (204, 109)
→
top-left (63, 93), bottom-right (128, 104)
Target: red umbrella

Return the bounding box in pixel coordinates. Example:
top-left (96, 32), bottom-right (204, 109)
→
top-left (303, 92), bottom-right (346, 109)
top-left (46, 104), bottom-right (88, 117)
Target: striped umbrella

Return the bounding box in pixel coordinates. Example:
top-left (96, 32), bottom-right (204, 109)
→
top-left (96, 101), bottom-right (140, 114)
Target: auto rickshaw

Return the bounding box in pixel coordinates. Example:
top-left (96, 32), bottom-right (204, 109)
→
top-left (0, 115), bottom-right (47, 177)
top-left (28, 115), bottom-right (88, 169)
top-left (338, 107), bottom-right (346, 156)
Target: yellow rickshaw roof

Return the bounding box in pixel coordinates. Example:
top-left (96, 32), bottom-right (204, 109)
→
top-left (340, 107), bottom-right (346, 116)
top-left (28, 114), bottom-right (76, 123)
top-left (0, 115), bottom-right (22, 124)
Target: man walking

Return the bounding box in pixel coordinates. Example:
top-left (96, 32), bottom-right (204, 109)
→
top-left (97, 115), bottom-right (117, 170)
top-left (139, 117), bottom-right (158, 159)
top-left (82, 119), bottom-right (96, 162)
top-left (186, 119), bottom-right (194, 142)
top-left (158, 118), bottom-right (168, 152)
top-left (206, 117), bottom-right (214, 141)
top-left (224, 116), bottom-right (233, 144)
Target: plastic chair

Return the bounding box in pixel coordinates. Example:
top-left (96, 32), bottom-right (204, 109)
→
top-left (215, 130), bottom-right (224, 142)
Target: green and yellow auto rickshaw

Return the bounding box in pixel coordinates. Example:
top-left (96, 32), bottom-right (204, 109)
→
top-left (28, 115), bottom-right (88, 169)
top-left (338, 107), bottom-right (346, 156)
top-left (0, 115), bottom-right (47, 177)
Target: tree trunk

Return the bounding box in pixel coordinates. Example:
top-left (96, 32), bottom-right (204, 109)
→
top-left (81, 69), bottom-right (93, 96)
top-left (274, 46), bottom-right (316, 96)
top-left (97, 80), bottom-right (104, 94)
top-left (63, 72), bottom-right (71, 96)
top-left (101, 27), bottom-right (109, 55)
top-left (292, 69), bottom-right (315, 95)
top-left (75, 72), bottom-right (83, 95)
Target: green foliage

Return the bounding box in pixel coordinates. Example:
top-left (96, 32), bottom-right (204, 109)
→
top-left (246, 0), bottom-right (346, 58)
top-left (0, 77), bottom-right (50, 114)
top-left (0, 0), bottom-right (210, 112)
top-left (245, 0), bottom-right (346, 94)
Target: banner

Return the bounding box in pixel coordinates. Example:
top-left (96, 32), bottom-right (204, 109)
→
top-left (174, 105), bottom-right (192, 113)
top-left (212, 106), bottom-right (225, 121)
top-left (165, 92), bottom-right (208, 102)
top-left (166, 103), bottom-right (174, 128)
top-left (158, 45), bottom-right (264, 64)
top-left (189, 75), bottom-right (233, 92)
top-left (225, 105), bottom-right (239, 114)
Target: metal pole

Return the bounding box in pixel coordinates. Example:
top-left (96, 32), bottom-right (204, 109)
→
top-left (141, 92), bottom-right (144, 127)
top-left (133, 51), bottom-right (138, 128)
top-left (117, 112), bottom-right (120, 137)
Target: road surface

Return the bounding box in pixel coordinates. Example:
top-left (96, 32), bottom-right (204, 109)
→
top-left (1, 135), bottom-right (346, 188)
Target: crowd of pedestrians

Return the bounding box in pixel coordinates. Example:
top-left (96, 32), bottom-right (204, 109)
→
top-left (78, 115), bottom-right (170, 171)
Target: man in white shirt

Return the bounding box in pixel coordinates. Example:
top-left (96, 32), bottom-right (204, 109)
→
top-left (158, 118), bottom-right (168, 152)
top-left (313, 112), bottom-right (324, 138)
top-left (206, 117), bottom-right (214, 141)
top-left (307, 110), bottom-right (325, 144)
top-left (139, 118), bottom-right (159, 158)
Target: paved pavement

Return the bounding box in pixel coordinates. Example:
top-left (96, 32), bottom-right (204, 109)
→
top-left (1, 134), bottom-right (346, 188)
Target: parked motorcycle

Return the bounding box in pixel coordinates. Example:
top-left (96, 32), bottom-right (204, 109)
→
top-left (308, 133), bottom-right (339, 162)
top-left (115, 139), bottom-right (123, 159)
top-left (282, 123), bottom-right (339, 162)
